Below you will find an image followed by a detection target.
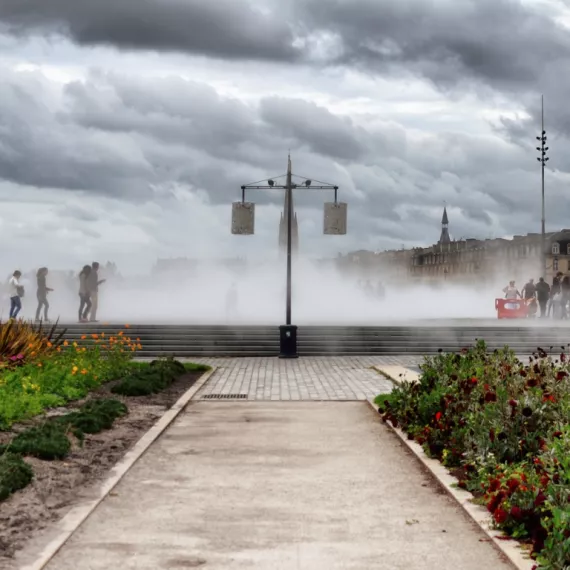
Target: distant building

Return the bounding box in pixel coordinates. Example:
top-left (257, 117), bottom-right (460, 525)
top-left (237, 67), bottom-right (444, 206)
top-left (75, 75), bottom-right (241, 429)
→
top-left (336, 208), bottom-right (566, 286)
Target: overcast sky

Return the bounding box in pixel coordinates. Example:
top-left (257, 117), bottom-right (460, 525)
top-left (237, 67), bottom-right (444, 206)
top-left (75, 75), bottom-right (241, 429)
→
top-left (1, 0), bottom-right (570, 274)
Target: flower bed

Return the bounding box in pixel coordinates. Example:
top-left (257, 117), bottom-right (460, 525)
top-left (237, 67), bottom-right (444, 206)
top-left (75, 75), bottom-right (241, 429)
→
top-left (0, 320), bottom-right (141, 429)
top-left (375, 341), bottom-right (570, 570)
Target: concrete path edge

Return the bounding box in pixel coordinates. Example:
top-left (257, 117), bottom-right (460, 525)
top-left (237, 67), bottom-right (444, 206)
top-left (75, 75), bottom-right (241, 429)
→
top-left (19, 367), bottom-right (218, 570)
top-left (365, 397), bottom-right (535, 570)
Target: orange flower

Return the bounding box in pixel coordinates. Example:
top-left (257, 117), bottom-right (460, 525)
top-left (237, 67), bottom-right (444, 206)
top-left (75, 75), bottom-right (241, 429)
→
top-left (28, 343), bottom-right (34, 348)
top-left (63, 340), bottom-right (69, 347)
top-left (136, 337), bottom-right (140, 342)
top-left (124, 324), bottom-right (130, 329)
top-left (80, 369), bottom-right (87, 375)
top-left (92, 333), bottom-right (99, 340)
top-left (118, 331), bottom-right (123, 336)
top-left (47, 341), bottom-right (52, 348)
top-left (57, 347), bottom-right (61, 352)
top-left (81, 335), bottom-right (87, 340)
top-left (37, 363), bottom-right (42, 367)
top-left (101, 332), bottom-right (105, 337)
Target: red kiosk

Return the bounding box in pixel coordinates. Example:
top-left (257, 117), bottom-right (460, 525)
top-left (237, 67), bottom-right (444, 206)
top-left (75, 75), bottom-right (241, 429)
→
top-left (495, 298), bottom-right (531, 319)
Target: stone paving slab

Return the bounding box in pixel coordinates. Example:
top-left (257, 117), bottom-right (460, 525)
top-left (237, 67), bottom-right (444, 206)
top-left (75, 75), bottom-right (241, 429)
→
top-left (185, 356), bottom-right (422, 401)
top-left (45, 402), bottom-right (511, 570)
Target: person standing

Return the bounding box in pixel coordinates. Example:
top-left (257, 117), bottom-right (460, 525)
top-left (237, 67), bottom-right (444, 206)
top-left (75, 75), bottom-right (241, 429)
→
top-left (548, 272), bottom-right (563, 317)
top-left (522, 278), bottom-right (536, 300)
top-left (535, 277), bottom-right (551, 318)
top-left (561, 276), bottom-right (570, 320)
top-left (8, 270), bottom-right (23, 319)
top-left (86, 262), bottom-right (105, 323)
top-left (35, 267), bottom-right (54, 323)
top-left (502, 281), bottom-right (521, 299)
top-left (78, 265), bottom-right (92, 323)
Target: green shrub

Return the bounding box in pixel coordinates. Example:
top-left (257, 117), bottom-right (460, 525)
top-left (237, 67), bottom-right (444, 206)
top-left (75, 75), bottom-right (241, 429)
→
top-left (0, 423), bottom-right (71, 460)
top-left (376, 341), bottom-right (570, 568)
top-left (112, 358), bottom-right (188, 397)
top-left (0, 453), bottom-right (33, 501)
top-left (54, 398), bottom-right (128, 440)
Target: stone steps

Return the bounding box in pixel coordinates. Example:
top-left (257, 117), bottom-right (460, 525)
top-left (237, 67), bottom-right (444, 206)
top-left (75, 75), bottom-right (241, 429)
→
top-left (53, 324), bottom-right (570, 357)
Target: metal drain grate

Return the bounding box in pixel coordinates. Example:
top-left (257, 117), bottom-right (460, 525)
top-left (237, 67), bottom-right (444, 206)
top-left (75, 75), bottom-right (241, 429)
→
top-left (201, 394), bottom-right (248, 400)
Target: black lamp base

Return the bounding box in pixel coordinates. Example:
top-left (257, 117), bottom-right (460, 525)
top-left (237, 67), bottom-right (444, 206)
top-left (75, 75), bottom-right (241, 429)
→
top-left (278, 324), bottom-right (298, 359)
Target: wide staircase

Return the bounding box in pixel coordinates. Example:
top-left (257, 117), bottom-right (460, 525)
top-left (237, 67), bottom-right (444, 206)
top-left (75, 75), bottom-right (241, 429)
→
top-left (55, 324), bottom-right (570, 357)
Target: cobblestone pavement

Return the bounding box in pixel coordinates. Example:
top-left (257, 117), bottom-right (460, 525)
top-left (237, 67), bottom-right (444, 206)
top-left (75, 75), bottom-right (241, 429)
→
top-left (185, 356), bottom-right (422, 400)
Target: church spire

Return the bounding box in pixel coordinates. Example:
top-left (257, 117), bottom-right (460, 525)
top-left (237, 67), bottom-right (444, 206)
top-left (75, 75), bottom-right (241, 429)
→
top-left (439, 206), bottom-right (451, 244)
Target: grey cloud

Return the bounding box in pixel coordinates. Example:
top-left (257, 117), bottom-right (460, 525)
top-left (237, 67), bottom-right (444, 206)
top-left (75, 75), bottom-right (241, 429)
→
top-left (259, 97), bottom-right (367, 161)
top-left (0, 0), bottom-right (298, 61)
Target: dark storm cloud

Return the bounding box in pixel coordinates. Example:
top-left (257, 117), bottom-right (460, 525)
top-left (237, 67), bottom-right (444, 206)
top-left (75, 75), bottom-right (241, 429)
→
top-left (259, 97), bottom-right (367, 161)
top-left (0, 0), bottom-right (298, 61)
top-left (0, 70), bottom-right (157, 197)
top-left (300, 0), bottom-right (570, 91)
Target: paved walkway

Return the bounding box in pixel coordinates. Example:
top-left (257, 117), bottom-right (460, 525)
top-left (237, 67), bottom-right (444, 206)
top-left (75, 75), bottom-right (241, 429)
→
top-left (45, 402), bottom-right (510, 570)
top-left (188, 356), bottom-right (421, 400)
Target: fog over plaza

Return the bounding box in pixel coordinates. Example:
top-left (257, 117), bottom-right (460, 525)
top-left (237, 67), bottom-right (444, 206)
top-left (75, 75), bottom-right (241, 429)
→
top-left (2, 0), bottom-right (570, 323)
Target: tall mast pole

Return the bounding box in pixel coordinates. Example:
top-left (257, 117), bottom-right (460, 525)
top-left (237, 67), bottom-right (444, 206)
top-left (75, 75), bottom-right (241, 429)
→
top-left (541, 95), bottom-right (546, 277)
top-left (286, 154), bottom-right (292, 325)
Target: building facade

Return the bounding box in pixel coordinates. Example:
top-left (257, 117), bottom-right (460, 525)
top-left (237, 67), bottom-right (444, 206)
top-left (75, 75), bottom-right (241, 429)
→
top-left (337, 208), bottom-right (568, 287)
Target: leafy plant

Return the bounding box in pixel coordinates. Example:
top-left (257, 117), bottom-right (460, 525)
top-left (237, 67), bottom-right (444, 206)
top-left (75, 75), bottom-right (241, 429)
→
top-left (0, 423), bottom-right (71, 460)
top-left (375, 341), bottom-right (570, 569)
top-left (0, 453), bottom-right (33, 501)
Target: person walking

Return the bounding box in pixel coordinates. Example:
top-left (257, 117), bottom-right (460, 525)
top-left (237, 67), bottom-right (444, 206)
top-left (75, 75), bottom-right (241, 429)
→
top-left (8, 270), bottom-right (24, 319)
top-left (86, 262), bottom-right (105, 323)
top-left (78, 265), bottom-right (92, 323)
top-left (561, 276), bottom-right (570, 320)
top-left (548, 272), bottom-right (563, 317)
top-left (503, 281), bottom-right (521, 299)
top-left (535, 277), bottom-right (551, 318)
top-left (522, 278), bottom-right (536, 300)
top-left (35, 267), bottom-right (53, 323)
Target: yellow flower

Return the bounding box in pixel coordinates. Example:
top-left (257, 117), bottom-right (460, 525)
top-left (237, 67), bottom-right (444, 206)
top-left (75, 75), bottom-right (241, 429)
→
top-left (72, 366), bottom-right (79, 372)
top-left (72, 341), bottom-right (78, 347)
top-left (82, 347), bottom-right (87, 352)
top-left (31, 384), bottom-right (40, 392)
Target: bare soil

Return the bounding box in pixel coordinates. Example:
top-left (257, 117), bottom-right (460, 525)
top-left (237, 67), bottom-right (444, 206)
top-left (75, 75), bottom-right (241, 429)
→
top-left (0, 371), bottom-right (205, 569)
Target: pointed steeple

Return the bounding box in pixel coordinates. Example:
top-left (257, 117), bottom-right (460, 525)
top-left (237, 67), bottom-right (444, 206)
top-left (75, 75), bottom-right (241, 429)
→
top-left (278, 154), bottom-right (299, 255)
top-left (439, 206), bottom-right (451, 244)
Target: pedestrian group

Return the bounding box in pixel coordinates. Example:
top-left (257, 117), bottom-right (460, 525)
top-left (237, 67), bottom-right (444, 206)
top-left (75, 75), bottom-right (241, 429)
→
top-left (503, 272), bottom-right (569, 319)
top-left (7, 262), bottom-right (106, 323)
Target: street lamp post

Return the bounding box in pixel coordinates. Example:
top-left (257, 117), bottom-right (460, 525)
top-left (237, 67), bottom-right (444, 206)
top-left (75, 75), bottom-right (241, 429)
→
top-left (232, 155), bottom-right (347, 358)
top-left (536, 94), bottom-right (549, 277)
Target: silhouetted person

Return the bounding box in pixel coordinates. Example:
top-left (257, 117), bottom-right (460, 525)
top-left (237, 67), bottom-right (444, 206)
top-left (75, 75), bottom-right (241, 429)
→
top-left (78, 265), bottom-right (92, 323)
top-left (561, 276), bottom-right (570, 320)
top-left (225, 282), bottom-right (238, 321)
top-left (86, 262), bottom-right (105, 322)
top-left (8, 270), bottom-right (23, 319)
top-left (522, 278), bottom-right (536, 300)
top-left (535, 278), bottom-right (550, 318)
top-left (35, 267), bottom-right (53, 323)
top-left (548, 272), bottom-right (563, 317)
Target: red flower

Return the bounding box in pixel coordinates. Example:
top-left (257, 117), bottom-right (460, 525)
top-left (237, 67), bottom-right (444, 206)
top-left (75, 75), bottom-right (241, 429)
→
top-left (484, 383), bottom-right (491, 391)
top-left (435, 411), bottom-right (442, 421)
top-left (484, 392), bottom-right (497, 403)
top-left (488, 478), bottom-right (501, 493)
top-left (542, 394), bottom-right (556, 403)
top-left (520, 370), bottom-right (527, 377)
top-left (556, 370), bottom-right (567, 380)
top-left (470, 376), bottom-right (478, 384)
top-left (508, 399), bottom-right (518, 408)
top-left (510, 506), bottom-right (523, 521)
top-left (553, 431), bottom-right (562, 438)
top-left (534, 490), bottom-right (547, 508)
top-left (540, 475), bottom-right (550, 487)
top-left (494, 507), bottom-right (508, 524)
top-left (507, 478), bottom-right (520, 494)
top-left (561, 353), bottom-right (566, 363)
